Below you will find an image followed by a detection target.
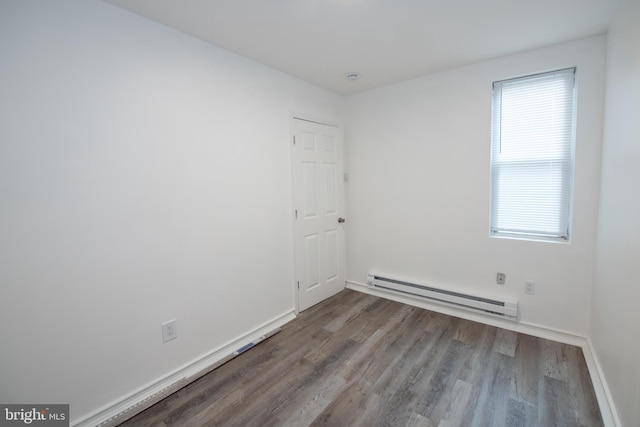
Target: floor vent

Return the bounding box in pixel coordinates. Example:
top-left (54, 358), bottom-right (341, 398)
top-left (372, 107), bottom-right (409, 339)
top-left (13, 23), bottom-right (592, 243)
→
top-left (367, 273), bottom-right (518, 320)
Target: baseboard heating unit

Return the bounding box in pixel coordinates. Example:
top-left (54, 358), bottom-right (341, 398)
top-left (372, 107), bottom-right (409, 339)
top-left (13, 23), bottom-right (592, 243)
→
top-left (367, 273), bottom-right (518, 320)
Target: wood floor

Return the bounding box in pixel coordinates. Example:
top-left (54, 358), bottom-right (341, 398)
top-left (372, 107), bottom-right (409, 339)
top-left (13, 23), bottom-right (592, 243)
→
top-left (120, 290), bottom-right (603, 427)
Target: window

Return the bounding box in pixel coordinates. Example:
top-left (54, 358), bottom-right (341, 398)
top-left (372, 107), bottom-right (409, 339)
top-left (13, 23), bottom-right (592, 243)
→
top-left (490, 68), bottom-right (576, 242)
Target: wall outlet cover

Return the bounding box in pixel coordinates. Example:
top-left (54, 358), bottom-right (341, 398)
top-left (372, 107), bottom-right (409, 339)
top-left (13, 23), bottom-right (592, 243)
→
top-left (524, 280), bottom-right (536, 295)
top-left (162, 319), bottom-right (177, 343)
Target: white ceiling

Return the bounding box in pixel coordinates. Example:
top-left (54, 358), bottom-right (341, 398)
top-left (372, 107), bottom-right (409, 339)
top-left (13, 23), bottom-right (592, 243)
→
top-left (103, 0), bottom-right (619, 95)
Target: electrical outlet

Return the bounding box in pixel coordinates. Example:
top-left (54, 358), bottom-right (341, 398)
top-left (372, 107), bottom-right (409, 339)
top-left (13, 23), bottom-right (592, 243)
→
top-left (162, 319), bottom-right (177, 343)
top-left (524, 280), bottom-right (536, 295)
top-left (496, 272), bottom-right (506, 285)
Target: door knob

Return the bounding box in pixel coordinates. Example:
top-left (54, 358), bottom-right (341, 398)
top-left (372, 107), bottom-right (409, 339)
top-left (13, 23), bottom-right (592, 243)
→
top-left (338, 217), bottom-right (346, 223)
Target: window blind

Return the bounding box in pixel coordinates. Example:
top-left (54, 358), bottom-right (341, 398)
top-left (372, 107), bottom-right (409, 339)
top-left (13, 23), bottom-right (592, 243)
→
top-left (490, 68), bottom-right (576, 241)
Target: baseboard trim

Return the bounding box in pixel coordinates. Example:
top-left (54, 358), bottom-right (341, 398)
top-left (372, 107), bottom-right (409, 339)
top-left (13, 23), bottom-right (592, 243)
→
top-left (347, 280), bottom-right (620, 427)
top-left (72, 309), bottom-right (296, 427)
top-left (73, 286), bottom-right (623, 427)
top-left (346, 280), bottom-right (586, 345)
top-left (582, 337), bottom-right (622, 427)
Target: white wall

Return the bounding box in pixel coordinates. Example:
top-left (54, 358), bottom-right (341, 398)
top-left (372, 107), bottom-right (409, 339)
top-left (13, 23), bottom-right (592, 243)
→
top-left (591, 0), bottom-right (640, 425)
top-left (345, 36), bottom-right (606, 334)
top-left (0, 0), bottom-right (341, 423)
top-left (1, 0), bottom-right (630, 423)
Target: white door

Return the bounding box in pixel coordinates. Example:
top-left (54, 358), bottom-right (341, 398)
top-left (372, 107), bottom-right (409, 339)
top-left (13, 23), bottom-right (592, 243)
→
top-left (293, 118), bottom-right (346, 312)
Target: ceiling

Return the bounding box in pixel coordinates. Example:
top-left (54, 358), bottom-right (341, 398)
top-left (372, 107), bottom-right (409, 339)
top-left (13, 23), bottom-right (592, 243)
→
top-left (103, 0), bottom-right (619, 95)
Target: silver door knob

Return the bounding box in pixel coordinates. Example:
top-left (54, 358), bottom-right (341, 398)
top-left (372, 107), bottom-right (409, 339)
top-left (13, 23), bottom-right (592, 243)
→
top-left (338, 217), bottom-right (346, 223)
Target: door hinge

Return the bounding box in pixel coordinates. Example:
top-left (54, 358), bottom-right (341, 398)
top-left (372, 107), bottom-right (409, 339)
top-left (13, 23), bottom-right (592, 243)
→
top-left (293, 135), bottom-right (296, 145)
top-left (297, 281), bottom-right (300, 289)
top-left (295, 209), bottom-right (298, 219)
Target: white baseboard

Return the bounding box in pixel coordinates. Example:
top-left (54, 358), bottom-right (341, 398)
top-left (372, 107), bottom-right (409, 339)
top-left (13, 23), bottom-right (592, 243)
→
top-left (73, 285), bottom-right (623, 427)
top-left (346, 280), bottom-right (586, 345)
top-left (582, 337), bottom-right (623, 427)
top-left (347, 280), bottom-right (621, 427)
top-left (72, 309), bottom-right (296, 427)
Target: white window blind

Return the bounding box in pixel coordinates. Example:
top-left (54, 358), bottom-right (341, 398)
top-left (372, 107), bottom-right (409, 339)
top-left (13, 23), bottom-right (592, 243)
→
top-left (490, 68), bottom-right (576, 242)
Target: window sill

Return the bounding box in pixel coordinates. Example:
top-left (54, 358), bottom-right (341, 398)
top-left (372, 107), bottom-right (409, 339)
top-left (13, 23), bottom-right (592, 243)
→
top-left (489, 232), bottom-right (570, 244)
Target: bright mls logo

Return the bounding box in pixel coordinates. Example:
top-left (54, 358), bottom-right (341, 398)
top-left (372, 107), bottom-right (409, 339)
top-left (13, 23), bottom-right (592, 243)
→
top-left (1, 405), bottom-right (69, 426)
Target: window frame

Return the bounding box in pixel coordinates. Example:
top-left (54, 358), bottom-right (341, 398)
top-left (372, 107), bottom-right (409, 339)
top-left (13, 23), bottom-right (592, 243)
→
top-left (489, 67), bottom-right (577, 243)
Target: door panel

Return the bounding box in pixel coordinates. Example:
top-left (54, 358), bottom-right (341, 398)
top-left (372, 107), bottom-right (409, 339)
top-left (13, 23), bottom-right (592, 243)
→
top-left (304, 234), bottom-right (319, 289)
top-left (302, 162), bottom-right (317, 217)
top-left (325, 229), bottom-right (338, 280)
top-left (324, 163), bottom-right (337, 214)
top-left (293, 118), bottom-right (345, 311)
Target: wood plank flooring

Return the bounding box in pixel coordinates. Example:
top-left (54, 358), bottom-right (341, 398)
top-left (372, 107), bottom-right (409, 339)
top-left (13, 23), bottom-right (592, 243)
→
top-left (119, 290), bottom-right (603, 427)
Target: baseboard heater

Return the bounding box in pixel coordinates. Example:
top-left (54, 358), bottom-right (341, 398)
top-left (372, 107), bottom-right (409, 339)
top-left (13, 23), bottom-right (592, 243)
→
top-left (367, 273), bottom-right (518, 320)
